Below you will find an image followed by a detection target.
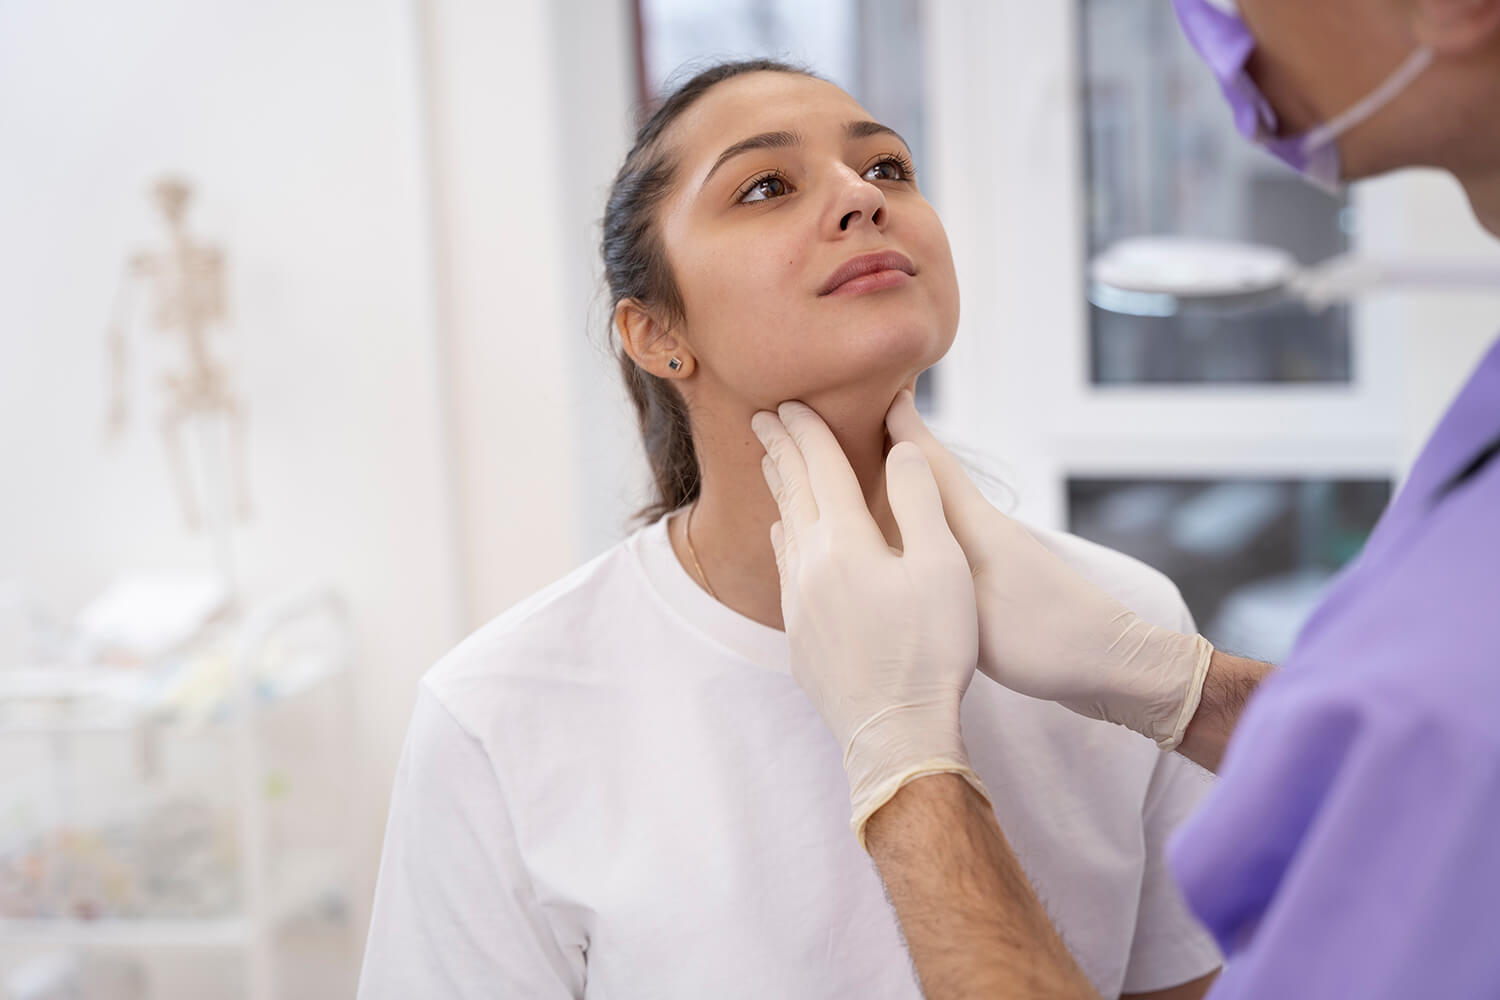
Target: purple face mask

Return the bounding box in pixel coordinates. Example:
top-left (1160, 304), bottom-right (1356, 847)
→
top-left (1171, 0), bottom-right (1433, 192)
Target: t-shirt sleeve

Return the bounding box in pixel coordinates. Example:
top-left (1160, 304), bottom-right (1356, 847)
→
top-left (357, 683), bottom-right (583, 999)
top-left (1120, 749), bottom-right (1224, 993)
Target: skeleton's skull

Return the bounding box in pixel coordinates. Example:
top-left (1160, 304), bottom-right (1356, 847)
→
top-left (152, 176), bottom-right (193, 225)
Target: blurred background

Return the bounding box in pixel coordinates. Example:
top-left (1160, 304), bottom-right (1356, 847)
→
top-left (1, 1), bottom-right (1496, 996)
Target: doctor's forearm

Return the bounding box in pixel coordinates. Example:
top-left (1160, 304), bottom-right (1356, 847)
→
top-left (1175, 650), bottom-right (1275, 773)
top-left (865, 773), bottom-right (1101, 1000)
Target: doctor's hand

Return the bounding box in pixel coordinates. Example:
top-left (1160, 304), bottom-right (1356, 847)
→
top-left (884, 391), bottom-right (1214, 751)
top-left (751, 401), bottom-right (991, 850)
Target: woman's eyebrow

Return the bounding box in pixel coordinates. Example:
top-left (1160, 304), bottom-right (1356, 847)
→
top-left (701, 130), bottom-right (803, 189)
top-left (845, 119), bottom-right (908, 149)
top-left (698, 120), bottom-right (910, 192)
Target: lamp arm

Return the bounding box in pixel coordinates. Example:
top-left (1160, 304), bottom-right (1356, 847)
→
top-left (1294, 253), bottom-right (1500, 311)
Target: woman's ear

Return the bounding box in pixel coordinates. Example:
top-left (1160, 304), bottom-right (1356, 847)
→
top-left (1409, 0), bottom-right (1500, 55)
top-left (615, 299), bottom-right (695, 378)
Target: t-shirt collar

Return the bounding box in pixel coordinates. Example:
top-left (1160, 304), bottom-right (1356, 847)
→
top-left (630, 514), bottom-right (793, 674)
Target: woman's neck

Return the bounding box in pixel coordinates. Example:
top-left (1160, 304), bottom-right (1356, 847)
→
top-left (667, 394), bottom-right (902, 632)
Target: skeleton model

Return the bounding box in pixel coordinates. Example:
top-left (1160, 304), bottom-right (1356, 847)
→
top-left (106, 177), bottom-right (251, 532)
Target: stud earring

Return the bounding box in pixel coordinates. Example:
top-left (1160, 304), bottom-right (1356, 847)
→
top-left (668, 357), bottom-right (683, 372)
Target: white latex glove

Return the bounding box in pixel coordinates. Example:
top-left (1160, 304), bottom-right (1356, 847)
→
top-left (884, 391), bottom-right (1213, 750)
top-left (752, 401), bottom-right (991, 849)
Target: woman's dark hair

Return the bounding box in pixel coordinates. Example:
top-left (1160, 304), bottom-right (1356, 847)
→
top-left (601, 58), bottom-right (819, 523)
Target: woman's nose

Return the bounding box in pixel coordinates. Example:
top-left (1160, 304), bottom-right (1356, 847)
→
top-left (830, 167), bottom-right (887, 234)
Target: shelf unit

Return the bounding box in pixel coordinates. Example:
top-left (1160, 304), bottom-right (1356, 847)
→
top-left (0, 586), bottom-right (357, 1000)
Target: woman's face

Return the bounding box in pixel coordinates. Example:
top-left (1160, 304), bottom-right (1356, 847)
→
top-left (655, 72), bottom-right (960, 412)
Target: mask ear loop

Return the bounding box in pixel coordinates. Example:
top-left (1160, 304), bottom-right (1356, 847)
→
top-left (1299, 46), bottom-right (1436, 153)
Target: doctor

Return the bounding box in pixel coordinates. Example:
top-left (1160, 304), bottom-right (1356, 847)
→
top-left (751, 1), bottom-right (1500, 997)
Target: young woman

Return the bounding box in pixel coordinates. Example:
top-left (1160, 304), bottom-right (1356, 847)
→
top-left (359, 61), bottom-right (1222, 1000)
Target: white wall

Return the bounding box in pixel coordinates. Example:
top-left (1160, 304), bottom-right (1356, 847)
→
top-left (1358, 170), bottom-right (1500, 470)
top-left (0, 0), bottom-right (463, 969)
top-left (419, 0), bottom-right (644, 628)
top-left (547, 0), bottom-right (653, 562)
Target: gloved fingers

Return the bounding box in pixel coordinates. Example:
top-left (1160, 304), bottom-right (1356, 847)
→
top-left (775, 401), bottom-right (873, 528)
top-left (752, 410), bottom-right (819, 531)
top-left (884, 390), bottom-right (989, 520)
top-left (761, 452), bottom-right (786, 517)
top-left (763, 456), bottom-right (800, 580)
top-left (884, 442), bottom-right (967, 566)
top-left (769, 519), bottom-right (793, 593)
top-left (882, 389), bottom-right (933, 445)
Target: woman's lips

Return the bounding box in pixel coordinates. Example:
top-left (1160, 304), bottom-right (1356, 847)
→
top-left (825, 269), bottom-right (913, 297)
top-left (819, 250), bottom-right (917, 296)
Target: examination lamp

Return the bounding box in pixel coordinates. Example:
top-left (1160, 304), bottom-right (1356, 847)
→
top-left (1090, 236), bottom-right (1500, 317)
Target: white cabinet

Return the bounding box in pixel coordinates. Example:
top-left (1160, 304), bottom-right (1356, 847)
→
top-left (0, 588), bottom-right (357, 1000)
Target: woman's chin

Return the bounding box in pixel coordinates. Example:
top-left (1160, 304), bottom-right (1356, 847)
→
top-left (830, 325), bottom-right (950, 386)
top-left (779, 354), bottom-right (946, 424)
top-left (733, 323), bottom-right (951, 415)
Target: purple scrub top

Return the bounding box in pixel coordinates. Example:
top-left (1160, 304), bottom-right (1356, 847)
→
top-left (1170, 333), bottom-right (1500, 998)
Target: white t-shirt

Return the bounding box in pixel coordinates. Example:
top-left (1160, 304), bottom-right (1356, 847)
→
top-left (359, 517), bottom-right (1221, 999)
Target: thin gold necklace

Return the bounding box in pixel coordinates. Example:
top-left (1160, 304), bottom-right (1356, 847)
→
top-left (685, 500), bottom-right (718, 600)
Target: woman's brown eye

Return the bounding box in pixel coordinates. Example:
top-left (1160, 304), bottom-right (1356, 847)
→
top-left (865, 161), bottom-right (903, 181)
top-left (742, 176), bottom-right (788, 203)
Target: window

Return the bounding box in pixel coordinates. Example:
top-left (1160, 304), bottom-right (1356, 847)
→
top-left (1068, 477), bottom-right (1391, 662)
top-left (1080, 0), bottom-right (1352, 384)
